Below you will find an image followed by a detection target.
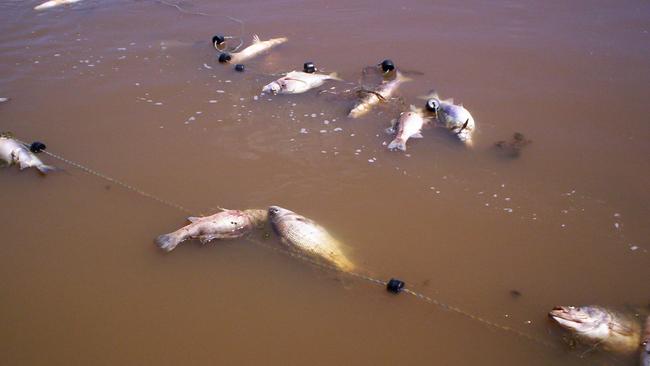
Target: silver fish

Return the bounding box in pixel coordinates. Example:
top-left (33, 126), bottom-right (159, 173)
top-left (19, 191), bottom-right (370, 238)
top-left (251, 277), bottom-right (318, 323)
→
top-left (34, 0), bottom-right (83, 10)
top-left (155, 208), bottom-right (268, 252)
top-left (642, 316), bottom-right (650, 366)
top-left (0, 98), bottom-right (8, 103)
top-left (549, 305), bottom-right (641, 354)
top-left (268, 206), bottom-right (355, 272)
top-left (426, 94), bottom-right (476, 146)
top-left (262, 71), bottom-right (341, 95)
top-left (348, 71), bottom-right (410, 119)
top-left (387, 105), bottom-right (427, 151)
top-left (226, 34), bottom-right (287, 64)
top-left (0, 135), bottom-right (56, 174)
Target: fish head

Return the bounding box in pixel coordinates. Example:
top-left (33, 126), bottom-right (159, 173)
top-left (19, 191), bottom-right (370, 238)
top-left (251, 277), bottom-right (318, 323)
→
top-left (268, 206), bottom-right (294, 222)
top-left (549, 306), bottom-right (612, 341)
top-left (262, 81), bottom-right (282, 94)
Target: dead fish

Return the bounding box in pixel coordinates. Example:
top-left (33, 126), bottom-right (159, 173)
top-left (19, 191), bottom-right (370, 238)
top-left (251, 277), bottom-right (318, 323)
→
top-left (348, 71), bottom-right (410, 119)
top-left (0, 134), bottom-right (56, 174)
top-left (425, 94), bottom-right (476, 146)
top-left (549, 306), bottom-right (641, 354)
top-left (262, 71), bottom-right (342, 95)
top-left (639, 318), bottom-right (650, 364)
top-left (387, 105), bottom-right (427, 151)
top-left (268, 206), bottom-right (355, 272)
top-left (34, 0), bottom-right (83, 10)
top-left (494, 132), bottom-right (531, 158)
top-left (155, 208), bottom-right (268, 252)
top-left (219, 34), bottom-right (287, 64)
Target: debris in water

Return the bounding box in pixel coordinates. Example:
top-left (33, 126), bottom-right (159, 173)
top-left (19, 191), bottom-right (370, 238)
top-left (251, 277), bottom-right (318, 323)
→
top-left (494, 132), bottom-right (532, 158)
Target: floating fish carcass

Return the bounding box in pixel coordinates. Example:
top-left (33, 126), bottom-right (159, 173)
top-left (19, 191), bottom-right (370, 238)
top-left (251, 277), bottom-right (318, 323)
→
top-left (217, 34), bottom-right (287, 64)
top-left (262, 71), bottom-right (342, 95)
top-left (387, 105), bottom-right (427, 152)
top-left (34, 0), bottom-right (83, 10)
top-left (425, 94), bottom-right (475, 146)
top-left (0, 134), bottom-right (56, 174)
top-left (348, 71), bottom-right (410, 119)
top-left (642, 316), bottom-right (650, 366)
top-left (268, 206), bottom-right (355, 272)
top-left (155, 208), bottom-right (268, 252)
top-left (549, 305), bottom-right (641, 354)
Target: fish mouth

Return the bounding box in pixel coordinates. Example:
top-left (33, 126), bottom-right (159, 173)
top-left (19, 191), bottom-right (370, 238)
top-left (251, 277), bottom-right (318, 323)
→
top-left (549, 306), bottom-right (583, 327)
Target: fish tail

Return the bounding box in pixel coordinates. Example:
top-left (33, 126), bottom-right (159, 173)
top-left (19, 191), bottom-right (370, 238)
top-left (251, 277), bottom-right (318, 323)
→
top-left (155, 233), bottom-right (181, 252)
top-left (272, 37), bottom-right (288, 45)
top-left (387, 137), bottom-right (407, 151)
top-left (328, 72), bottom-right (343, 81)
top-left (337, 257), bottom-right (356, 272)
top-left (36, 164), bottom-right (57, 174)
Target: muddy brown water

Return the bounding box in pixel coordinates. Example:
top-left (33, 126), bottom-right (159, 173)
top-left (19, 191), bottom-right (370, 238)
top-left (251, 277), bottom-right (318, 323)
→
top-left (1, 0), bottom-right (649, 365)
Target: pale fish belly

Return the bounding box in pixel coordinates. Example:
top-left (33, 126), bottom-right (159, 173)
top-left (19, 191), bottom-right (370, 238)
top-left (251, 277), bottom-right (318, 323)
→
top-left (348, 94), bottom-right (380, 118)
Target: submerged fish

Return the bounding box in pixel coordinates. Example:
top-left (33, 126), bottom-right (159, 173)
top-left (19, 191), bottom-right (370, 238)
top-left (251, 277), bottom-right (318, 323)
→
top-left (494, 132), bottom-right (531, 158)
top-left (218, 35), bottom-right (287, 64)
top-left (34, 0), bottom-right (83, 10)
top-left (642, 316), bottom-right (650, 366)
top-left (155, 208), bottom-right (268, 252)
top-left (268, 206), bottom-right (355, 272)
top-left (262, 71), bottom-right (341, 95)
top-left (425, 94), bottom-right (476, 146)
top-left (549, 305), bottom-right (641, 354)
top-left (348, 71), bottom-right (410, 119)
top-left (0, 135), bottom-right (56, 174)
top-left (0, 97), bottom-right (8, 103)
top-left (387, 105), bottom-right (427, 151)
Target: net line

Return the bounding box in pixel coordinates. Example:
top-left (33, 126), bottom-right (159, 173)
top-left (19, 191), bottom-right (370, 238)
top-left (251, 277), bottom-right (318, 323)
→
top-left (16, 138), bottom-right (558, 351)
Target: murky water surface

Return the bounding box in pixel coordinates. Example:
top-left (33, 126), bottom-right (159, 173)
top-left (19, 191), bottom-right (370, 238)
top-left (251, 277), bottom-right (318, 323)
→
top-left (1, 0), bottom-right (649, 365)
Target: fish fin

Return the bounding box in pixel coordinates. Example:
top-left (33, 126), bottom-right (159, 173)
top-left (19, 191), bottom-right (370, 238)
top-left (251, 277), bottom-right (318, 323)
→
top-left (387, 137), bottom-right (406, 151)
top-left (411, 132), bottom-right (423, 138)
top-left (418, 89), bottom-right (439, 100)
top-left (199, 235), bottom-right (216, 244)
top-left (327, 72), bottom-right (343, 81)
top-left (443, 98), bottom-right (454, 104)
top-left (18, 159), bottom-right (31, 170)
top-left (395, 71), bottom-right (412, 83)
top-left (252, 34), bottom-right (261, 43)
top-left (36, 164), bottom-right (57, 174)
top-left (187, 216), bottom-right (201, 223)
top-left (155, 234), bottom-right (180, 252)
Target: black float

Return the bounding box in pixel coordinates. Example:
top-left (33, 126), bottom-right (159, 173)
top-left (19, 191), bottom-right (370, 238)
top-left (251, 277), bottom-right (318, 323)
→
top-left (303, 62), bottom-right (316, 73)
top-left (29, 141), bottom-right (47, 153)
top-left (386, 278), bottom-right (405, 293)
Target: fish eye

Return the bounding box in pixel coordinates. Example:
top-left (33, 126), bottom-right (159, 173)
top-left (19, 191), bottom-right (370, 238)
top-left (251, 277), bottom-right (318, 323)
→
top-left (426, 99), bottom-right (439, 112)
